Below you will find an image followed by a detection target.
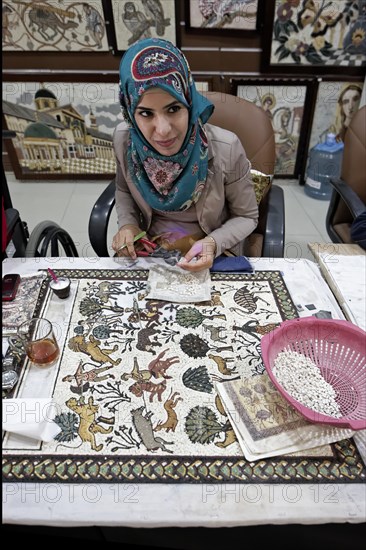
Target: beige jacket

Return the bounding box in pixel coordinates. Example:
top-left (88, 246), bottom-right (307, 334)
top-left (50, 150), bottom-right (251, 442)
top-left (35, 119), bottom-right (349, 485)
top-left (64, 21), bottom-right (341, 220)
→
top-left (113, 121), bottom-right (258, 256)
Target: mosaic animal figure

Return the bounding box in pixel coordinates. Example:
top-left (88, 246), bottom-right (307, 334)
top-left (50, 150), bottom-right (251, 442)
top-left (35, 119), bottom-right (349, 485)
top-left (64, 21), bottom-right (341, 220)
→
top-left (154, 391), bottom-right (183, 433)
top-left (215, 426), bottom-right (237, 448)
top-left (232, 320), bottom-right (278, 340)
top-left (203, 324), bottom-right (227, 344)
top-left (208, 354), bottom-right (237, 376)
top-left (66, 396), bottom-right (114, 452)
top-left (141, 0), bottom-right (168, 36)
top-left (131, 406), bottom-right (174, 453)
top-left (210, 291), bottom-right (224, 307)
top-left (95, 281), bottom-right (123, 304)
top-left (129, 379), bottom-right (167, 403)
top-left (123, 1), bottom-right (151, 45)
top-left (68, 334), bottom-right (121, 366)
top-left (147, 349), bottom-right (180, 379)
top-left (28, 5), bottom-right (78, 41)
top-left (136, 323), bottom-right (162, 354)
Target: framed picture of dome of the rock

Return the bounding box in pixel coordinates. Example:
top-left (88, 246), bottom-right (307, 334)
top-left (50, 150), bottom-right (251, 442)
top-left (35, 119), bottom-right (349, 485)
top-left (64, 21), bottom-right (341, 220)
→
top-left (2, 77), bottom-right (121, 180)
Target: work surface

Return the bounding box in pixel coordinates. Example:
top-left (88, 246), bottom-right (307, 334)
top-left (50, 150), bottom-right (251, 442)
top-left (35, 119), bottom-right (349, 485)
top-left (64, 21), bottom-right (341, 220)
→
top-left (308, 243), bottom-right (366, 330)
top-left (2, 256), bottom-right (366, 527)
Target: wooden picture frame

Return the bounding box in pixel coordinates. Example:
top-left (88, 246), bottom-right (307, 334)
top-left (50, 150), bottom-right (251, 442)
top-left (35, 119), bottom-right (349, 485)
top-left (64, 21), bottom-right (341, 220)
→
top-left (107, 0), bottom-right (179, 53)
top-left (231, 77), bottom-right (315, 178)
top-left (185, 0), bottom-right (265, 34)
top-left (262, 0), bottom-right (366, 76)
top-left (300, 77), bottom-right (365, 184)
top-left (2, 0), bottom-right (110, 52)
top-left (308, 78), bottom-right (364, 149)
top-left (2, 74), bottom-right (121, 180)
top-left (192, 76), bottom-right (214, 93)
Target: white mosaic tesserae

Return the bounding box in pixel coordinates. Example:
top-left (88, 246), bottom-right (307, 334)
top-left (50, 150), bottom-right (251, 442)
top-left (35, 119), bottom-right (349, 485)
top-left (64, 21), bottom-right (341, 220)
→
top-left (272, 349), bottom-right (342, 418)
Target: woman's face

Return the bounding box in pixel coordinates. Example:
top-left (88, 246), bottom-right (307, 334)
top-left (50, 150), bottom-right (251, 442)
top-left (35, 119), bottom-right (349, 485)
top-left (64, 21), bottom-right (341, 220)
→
top-left (134, 88), bottom-right (189, 156)
top-left (341, 89), bottom-right (361, 121)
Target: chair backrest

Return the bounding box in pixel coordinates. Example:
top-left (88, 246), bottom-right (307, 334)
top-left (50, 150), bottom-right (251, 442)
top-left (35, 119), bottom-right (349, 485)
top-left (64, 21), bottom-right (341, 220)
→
top-left (205, 92), bottom-right (276, 175)
top-left (326, 106), bottom-right (366, 243)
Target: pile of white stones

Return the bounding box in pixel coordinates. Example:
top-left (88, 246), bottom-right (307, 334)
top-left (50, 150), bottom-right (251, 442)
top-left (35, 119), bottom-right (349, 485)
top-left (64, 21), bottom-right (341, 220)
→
top-left (272, 349), bottom-right (342, 418)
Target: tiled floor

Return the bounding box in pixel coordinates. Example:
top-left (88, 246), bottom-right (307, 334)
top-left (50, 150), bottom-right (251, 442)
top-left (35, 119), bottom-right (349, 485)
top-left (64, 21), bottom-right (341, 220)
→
top-left (5, 171), bottom-right (330, 261)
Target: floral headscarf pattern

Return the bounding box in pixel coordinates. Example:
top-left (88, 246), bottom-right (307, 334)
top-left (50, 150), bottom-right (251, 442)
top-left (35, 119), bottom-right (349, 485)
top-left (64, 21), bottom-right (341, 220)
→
top-left (119, 38), bottom-right (214, 212)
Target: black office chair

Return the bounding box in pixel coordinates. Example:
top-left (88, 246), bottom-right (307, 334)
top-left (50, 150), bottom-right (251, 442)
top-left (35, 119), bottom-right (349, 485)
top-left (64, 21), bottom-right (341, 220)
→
top-left (89, 92), bottom-right (285, 258)
top-left (326, 106), bottom-right (366, 244)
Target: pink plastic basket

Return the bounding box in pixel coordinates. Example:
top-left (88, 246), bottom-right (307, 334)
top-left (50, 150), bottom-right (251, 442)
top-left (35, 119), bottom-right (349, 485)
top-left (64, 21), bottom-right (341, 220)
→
top-left (261, 318), bottom-right (366, 430)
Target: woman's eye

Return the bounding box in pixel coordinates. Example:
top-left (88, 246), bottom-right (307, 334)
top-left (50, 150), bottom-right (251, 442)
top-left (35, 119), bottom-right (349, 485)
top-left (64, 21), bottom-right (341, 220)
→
top-left (138, 110), bottom-right (152, 118)
top-left (168, 105), bottom-right (181, 113)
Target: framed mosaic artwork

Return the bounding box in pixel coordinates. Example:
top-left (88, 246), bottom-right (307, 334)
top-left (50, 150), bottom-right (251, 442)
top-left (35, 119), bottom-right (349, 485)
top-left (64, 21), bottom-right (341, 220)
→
top-left (3, 268), bottom-right (366, 485)
top-left (308, 78), bottom-right (364, 149)
top-left (107, 0), bottom-right (179, 53)
top-left (2, 0), bottom-right (109, 52)
top-left (185, 0), bottom-right (265, 34)
top-left (2, 76), bottom-right (121, 180)
top-left (300, 78), bottom-right (364, 184)
top-left (231, 78), bottom-right (315, 178)
top-left (262, 0), bottom-right (366, 75)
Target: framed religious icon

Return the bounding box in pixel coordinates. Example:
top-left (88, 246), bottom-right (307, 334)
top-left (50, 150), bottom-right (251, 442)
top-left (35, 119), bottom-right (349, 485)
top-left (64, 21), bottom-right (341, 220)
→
top-left (108, 0), bottom-right (179, 52)
top-left (231, 78), bottom-right (315, 178)
top-left (2, 0), bottom-right (109, 52)
top-left (262, 0), bottom-right (366, 75)
top-left (2, 76), bottom-right (122, 180)
top-left (185, 0), bottom-right (265, 34)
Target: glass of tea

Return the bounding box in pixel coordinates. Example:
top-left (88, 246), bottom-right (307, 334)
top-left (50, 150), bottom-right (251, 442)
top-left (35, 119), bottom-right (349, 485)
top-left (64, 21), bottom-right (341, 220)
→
top-left (9, 317), bottom-right (60, 367)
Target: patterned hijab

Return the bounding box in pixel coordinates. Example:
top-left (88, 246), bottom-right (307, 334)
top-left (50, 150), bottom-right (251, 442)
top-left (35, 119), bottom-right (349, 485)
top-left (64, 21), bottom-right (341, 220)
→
top-left (119, 38), bottom-right (214, 212)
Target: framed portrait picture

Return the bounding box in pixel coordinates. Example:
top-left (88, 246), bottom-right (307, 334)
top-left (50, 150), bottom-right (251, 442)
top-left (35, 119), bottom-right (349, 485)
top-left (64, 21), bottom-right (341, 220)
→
top-left (2, 0), bottom-right (109, 52)
top-left (2, 76), bottom-right (122, 180)
top-left (262, 0), bottom-right (366, 75)
top-left (232, 78), bottom-right (315, 177)
top-left (308, 78), bottom-right (364, 149)
top-left (185, 0), bottom-right (265, 34)
top-left (108, 0), bottom-right (178, 52)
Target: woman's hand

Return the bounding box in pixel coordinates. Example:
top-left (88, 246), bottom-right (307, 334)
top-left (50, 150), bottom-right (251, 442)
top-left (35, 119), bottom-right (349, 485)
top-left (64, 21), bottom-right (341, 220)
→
top-left (112, 225), bottom-right (142, 259)
top-left (178, 236), bottom-right (216, 272)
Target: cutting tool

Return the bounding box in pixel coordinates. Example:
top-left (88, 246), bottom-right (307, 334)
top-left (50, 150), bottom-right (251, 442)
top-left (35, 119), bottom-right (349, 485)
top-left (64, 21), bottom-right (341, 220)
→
top-left (118, 231), bottom-right (182, 265)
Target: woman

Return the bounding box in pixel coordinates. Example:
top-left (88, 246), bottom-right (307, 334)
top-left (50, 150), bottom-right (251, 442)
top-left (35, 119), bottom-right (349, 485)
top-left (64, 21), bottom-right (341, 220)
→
top-left (111, 38), bottom-right (258, 272)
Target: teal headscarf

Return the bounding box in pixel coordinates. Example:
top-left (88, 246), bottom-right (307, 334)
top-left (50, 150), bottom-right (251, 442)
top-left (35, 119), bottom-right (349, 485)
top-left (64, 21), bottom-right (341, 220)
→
top-left (119, 38), bottom-right (214, 212)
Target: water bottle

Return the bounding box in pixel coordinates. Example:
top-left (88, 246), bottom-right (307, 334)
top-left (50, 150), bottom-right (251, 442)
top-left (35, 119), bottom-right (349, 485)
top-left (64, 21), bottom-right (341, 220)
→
top-left (304, 133), bottom-right (344, 200)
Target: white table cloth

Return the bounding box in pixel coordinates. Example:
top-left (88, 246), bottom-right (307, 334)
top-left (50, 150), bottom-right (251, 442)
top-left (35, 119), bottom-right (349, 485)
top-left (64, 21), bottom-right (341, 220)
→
top-left (2, 256), bottom-right (365, 526)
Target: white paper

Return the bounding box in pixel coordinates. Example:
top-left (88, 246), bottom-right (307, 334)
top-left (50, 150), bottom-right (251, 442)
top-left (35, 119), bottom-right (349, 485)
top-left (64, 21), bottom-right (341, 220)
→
top-left (2, 398), bottom-right (61, 442)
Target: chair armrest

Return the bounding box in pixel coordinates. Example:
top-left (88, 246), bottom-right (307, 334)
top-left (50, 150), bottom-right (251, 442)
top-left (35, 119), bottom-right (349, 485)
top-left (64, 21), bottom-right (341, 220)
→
top-left (88, 179), bottom-right (116, 257)
top-left (329, 178), bottom-right (365, 218)
top-left (262, 184), bottom-right (285, 258)
top-left (5, 208), bottom-right (20, 239)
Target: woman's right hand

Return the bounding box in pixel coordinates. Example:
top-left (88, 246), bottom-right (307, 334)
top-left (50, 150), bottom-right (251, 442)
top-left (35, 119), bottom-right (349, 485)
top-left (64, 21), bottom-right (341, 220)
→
top-left (112, 225), bottom-right (142, 259)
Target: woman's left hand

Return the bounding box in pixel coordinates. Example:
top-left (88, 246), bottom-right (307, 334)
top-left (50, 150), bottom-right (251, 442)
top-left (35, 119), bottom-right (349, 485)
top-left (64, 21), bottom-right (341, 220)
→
top-left (177, 236), bottom-right (216, 272)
